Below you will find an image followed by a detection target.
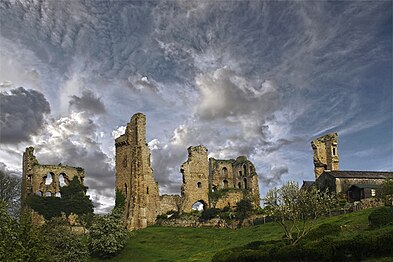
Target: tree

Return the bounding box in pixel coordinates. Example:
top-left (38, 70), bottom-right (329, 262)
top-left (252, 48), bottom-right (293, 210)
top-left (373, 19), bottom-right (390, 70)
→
top-left (88, 213), bottom-right (128, 258)
top-left (0, 200), bottom-right (22, 261)
top-left (264, 181), bottom-right (338, 245)
top-left (0, 170), bottom-right (21, 218)
top-left (381, 179), bottom-right (393, 206)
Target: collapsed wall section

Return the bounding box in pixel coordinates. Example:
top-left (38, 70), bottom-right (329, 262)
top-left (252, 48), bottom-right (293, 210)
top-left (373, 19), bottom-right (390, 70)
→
top-left (311, 132), bottom-right (339, 179)
top-left (21, 147), bottom-right (86, 224)
top-left (115, 113), bottom-right (160, 230)
top-left (180, 145), bottom-right (210, 213)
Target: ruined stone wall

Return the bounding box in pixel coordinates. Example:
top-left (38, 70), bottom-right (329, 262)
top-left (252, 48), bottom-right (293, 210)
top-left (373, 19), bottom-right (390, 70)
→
top-left (22, 147), bottom-right (85, 205)
top-left (180, 145), bottom-right (210, 213)
top-left (335, 178), bottom-right (386, 194)
top-left (311, 133), bottom-right (339, 179)
top-left (209, 156), bottom-right (260, 207)
top-left (215, 191), bottom-right (244, 209)
top-left (159, 194), bottom-right (181, 214)
top-left (115, 113), bottom-right (160, 230)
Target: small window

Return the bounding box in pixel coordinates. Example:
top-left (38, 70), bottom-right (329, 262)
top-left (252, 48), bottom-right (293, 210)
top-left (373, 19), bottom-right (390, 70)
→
top-left (371, 189), bottom-right (376, 197)
top-left (197, 182), bottom-right (202, 188)
top-left (59, 174), bottom-right (67, 187)
top-left (45, 192), bottom-right (51, 197)
top-left (55, 192), bottom-right (61, 197)
top-left (223, 180), bottom-right (228, 189)
top-left (239, 171), bottom-right (242, 177)
top-left (238, 182), bottom-right (242, 189)
top-left (212, 185), bottom-right (217, 192)
top-left (146, 187), bottom-right (149, 194)
top-left (332, 147), bottom-right (336, 156)
top-left (45, 173), bottom-right (53, 185)
top-left (222, 167), bottom-right (228, 177)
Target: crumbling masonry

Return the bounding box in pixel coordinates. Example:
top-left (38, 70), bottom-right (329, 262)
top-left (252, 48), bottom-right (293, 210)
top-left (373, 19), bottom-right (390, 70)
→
top-left (21, 147), bottom-right (86, 221)
top-left (115, 113), bottom-right (260, 230)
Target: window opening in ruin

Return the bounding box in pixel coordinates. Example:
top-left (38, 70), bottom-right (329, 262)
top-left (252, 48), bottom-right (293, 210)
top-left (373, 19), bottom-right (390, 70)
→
top-left (239, 171), bottom-right (242, 177)
top-left (197, 182), bottom-right (202, 188)
top-left (36, 191), bottom-right (42, 196)
top-left (244, 178), bottom-right (248, 189)
top-left (238, 182), bottom-right (242, 188)
top-left (55, 192), bottom-right (61, 197)
top-left (125, 183), bottom-right (128, 195)
top-left (27, 175), bottom-right (31, 181)
top-left (243, 165), bottom-right (247, 176)
top-left (59, 173), bottom-right (67, 187)
top-left (45, 192), bottom-right (51, 197)
top-left (222, 167), bottom-right (228, 177)
top-left (146, 187), bottom-right (149, 194)
top-left (191, 200), bottom-right (205, 211)
top-left (371, 189), bottom-right (376, 197)
top-left (223, 180), bottom-right (229, 189)
top-left (212, 185), bottom-right (217, 192)
top-left (45, 172), bottom-right (53, 185)
top-left (333, 147), bottom-right (336, 156)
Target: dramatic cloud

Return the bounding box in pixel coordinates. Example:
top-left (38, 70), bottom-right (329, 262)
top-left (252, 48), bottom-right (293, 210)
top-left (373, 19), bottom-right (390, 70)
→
top-left (69, 90), bottom-right (106, 114)
top-left (0, 1), bottom-right (391, 211)
top-left (0, 87), bottom-right (50, 143)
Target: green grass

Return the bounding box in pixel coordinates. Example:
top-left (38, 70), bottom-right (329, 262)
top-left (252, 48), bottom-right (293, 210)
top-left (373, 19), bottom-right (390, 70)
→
top-left (89, 208), bottom-right (392, 262)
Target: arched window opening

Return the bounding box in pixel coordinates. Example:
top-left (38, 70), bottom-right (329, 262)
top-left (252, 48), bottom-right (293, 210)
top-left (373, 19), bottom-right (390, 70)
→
top-left (191, 200), bottom-right (205, 211)
top-left (197, 182), bottom-right (202, 188)
top-left (45, 173), bottom-right (53, 185)
top-left (212, 185), bottom-right (217, 192)
top-left (238, 182), bottom-right (242, 189)
top-left (45, 192), bottom-right (51, 197)
top-left (146, 187), bottom-right (149, 194)
top-left (222, 167), bottom-right (228, 177)
top-left (244, 178), bottom-right (248, 189)
top-left (59, 173), bottom-right (67, 187)
top-left (36, 191), bottom-right (42, 196)
top-left (243, 164), bottom-right (247, 176)
top-left (223, 180), bottom-right (229, 189)
top-left (55, 192), bottom-right (61, 197)
top-left (239, 170), bottom-right (242, 177)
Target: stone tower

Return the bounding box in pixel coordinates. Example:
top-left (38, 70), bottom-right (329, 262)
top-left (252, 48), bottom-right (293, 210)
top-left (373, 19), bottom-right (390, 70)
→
top-left (115, 113), bottom-right (160, 230)
top-left (180, 145), bottom-right (210, 213)
top-left (311, 132), bottom-right (339, 179)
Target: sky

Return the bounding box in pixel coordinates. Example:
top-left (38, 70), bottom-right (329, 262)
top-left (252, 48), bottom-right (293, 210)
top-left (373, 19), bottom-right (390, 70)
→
top-left (0, 0), bottom-right (392, 213)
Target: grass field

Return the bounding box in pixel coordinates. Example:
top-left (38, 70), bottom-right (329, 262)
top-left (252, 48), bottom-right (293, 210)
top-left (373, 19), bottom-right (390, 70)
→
top-left (90, 208), bottom-right (392, 262)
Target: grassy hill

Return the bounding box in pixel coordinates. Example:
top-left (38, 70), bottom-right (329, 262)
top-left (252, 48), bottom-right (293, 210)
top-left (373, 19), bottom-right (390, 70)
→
top-left (89, 208), bottom-right (392, 262)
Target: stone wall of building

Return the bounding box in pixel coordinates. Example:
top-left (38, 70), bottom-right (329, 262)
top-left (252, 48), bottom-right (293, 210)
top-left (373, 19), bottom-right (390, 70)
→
top-left (22, 147), bottom-right (85, 205)
top-left (311, 133), bottom-right (339, 179)
top-left (159, 194), bottom-right (181, 214)
top-left (115, 113), bottom-right (160, 230)
top-left (335, 178), bottom-right (386, 194)
top-left (215, 191), bottom-right (244, 209)
top-left (180, 145), bottom-right (210, 213)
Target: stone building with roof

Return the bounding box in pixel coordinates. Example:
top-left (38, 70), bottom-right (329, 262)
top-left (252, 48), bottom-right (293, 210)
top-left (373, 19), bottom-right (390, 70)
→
top-left (302, 133), bottom-right (393, 202)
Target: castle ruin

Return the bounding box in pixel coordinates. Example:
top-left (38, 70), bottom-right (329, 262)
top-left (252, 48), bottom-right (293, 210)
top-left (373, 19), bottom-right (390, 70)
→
top-left (311, 132), bottom-right (339, 179)
top-left (21, 147), bottom-right (86, 221)
top-left (115, 113), bottom-right (260, 230)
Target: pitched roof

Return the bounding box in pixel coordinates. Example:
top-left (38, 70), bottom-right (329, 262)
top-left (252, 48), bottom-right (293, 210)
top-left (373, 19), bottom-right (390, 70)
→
top-left (323, 171), bottom-right (393, 179)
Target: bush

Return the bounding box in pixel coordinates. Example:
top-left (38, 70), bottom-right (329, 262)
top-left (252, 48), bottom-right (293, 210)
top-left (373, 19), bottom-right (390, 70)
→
top-left (303, 223), bottom-right (341, 241)
top-left (368, 207), bottom-right (393, 228)
top-left (88, 214), bottom-right (128, 259)
top-left (201, 208), bottom-right (221, 220)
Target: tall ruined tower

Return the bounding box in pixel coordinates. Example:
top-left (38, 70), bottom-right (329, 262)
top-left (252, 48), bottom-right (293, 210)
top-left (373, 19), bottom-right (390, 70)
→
top-left (311, 133), bottom-right (339, 179)
top-left (180, 145), bottom-right (210, 213)
top-left (115, 113), bottom-right (160, 230)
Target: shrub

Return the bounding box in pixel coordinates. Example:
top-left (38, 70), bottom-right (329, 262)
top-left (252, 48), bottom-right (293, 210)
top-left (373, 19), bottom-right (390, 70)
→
top-left (88, 214), bottom-right (128, 259)
top-left (368, 207), bottom-right (393, 228)
top-left (303, 223), bottom-right (341, 241)
top-left (201, 208), bottom-right (220, 220)
top-left (236, 199), bottom-right (253, 219)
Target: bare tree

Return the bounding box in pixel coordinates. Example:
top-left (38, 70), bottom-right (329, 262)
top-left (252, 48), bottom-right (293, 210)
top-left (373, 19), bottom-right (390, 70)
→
top-left (0, 170), bottom-right (21, 218)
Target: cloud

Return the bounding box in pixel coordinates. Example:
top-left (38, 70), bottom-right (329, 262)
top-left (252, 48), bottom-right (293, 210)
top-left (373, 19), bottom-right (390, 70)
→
top-left (0, 87), bottom-right (50, 143)
top-left (30, 112), bottom-right (115, 212)
top-left (69, 90), bottom-right (106, 114)
top-left (260, 165), bottom-right (289, 187)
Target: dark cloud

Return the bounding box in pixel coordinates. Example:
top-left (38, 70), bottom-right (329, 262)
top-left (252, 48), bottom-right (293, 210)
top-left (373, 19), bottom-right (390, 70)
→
top-left (0, 87), bottom-right (50, 143)
top-left (69, 90), bottom-right (106, 114)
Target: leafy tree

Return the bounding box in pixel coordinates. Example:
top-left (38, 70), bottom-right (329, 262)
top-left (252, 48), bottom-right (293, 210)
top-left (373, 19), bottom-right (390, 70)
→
top-left (264, 181), bottom-right (339, 245)
top-left (0, 200), bottom-right (23, 261)
top-left (88, 213), bottom-right (128, 259)
top-left (381, 179), bottom-right (393, 206)
top-left (26, 176), bottom-right (93, 220)
top-left (0, 170), bottom-right (21, 218)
